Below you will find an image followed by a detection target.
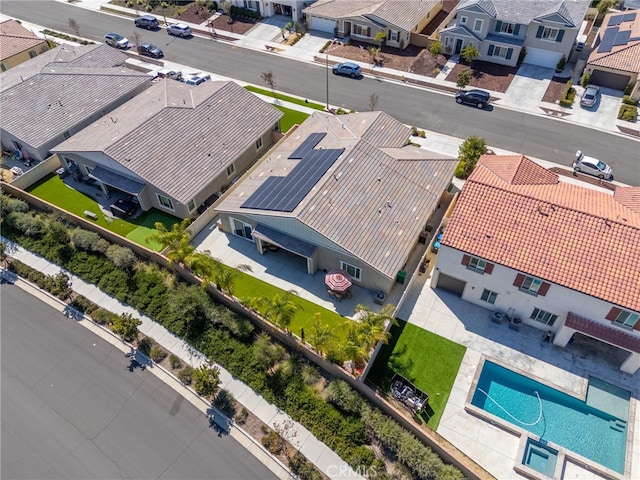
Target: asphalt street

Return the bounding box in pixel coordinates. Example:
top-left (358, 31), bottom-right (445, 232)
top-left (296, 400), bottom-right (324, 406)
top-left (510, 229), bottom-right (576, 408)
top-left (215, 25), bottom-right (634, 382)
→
top-left (0, 284), bottom-right (277, 480)
top-left (2, 0), bottom-right (639, 185)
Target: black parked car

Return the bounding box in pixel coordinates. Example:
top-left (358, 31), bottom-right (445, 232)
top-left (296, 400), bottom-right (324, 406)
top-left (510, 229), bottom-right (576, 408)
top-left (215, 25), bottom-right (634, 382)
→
top-left (134, 15), bottom-right (159, 29)
top-left (455, 89), bottom-right (491, 109)
top-left (138, 43), bottom-right (163, 58)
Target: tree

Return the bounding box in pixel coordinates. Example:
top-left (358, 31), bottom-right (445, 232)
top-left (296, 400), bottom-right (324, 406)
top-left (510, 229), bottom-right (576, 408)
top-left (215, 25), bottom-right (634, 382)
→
top-left (342, 304), bottom-right (396, 371)
top-left (458, 135), bottom-right (487, 178)
top-left (68, 18), bottom-right (80, 37)
top-left (456, 68), bottom-right (472, 89)
top-left (373, 31), bottom-right (386, 48)
top-left (253, 333), bottom-right (286, 373)
top-left (258, 293), bottom-right (299, 331)
top-left (460, 44), bottom-right (480, 67)
top-left (130, 31), bottom-right (142, 53)
top-left (220, 0), bottom-right (231, 15)
top-left (368, 93), bottom-right (379, 111)
top-left (261, 70), bottom-right (277, 97)
top-left (0, 241), bottom-right (6, 268)
top-left (369, 46), bottom-right (381, 65)
top-left (598, 0), bottom-right (616, 14)
top-left (106, 244), bottom-right (136, 270)
top-left (429, 41), bottom-right (443, 67)
top-left (51, 271), bottom-right (72, 300)
top-left (192, 364), bottom-right (221, 398)
top-left (307, 313), bottom-right (336, 356)
top-left (145, 219), bottom-right (194, 264)
top-left (109, 313), bottom-right (141, 341)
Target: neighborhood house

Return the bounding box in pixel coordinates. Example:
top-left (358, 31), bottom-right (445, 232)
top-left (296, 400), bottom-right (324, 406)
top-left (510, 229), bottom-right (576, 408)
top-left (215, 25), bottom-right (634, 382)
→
top-left (0, 18), bottom-right (50, 71)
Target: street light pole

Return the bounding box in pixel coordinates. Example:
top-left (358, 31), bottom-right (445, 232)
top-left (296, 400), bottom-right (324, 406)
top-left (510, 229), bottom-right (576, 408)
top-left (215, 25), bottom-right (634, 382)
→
top-left (325, 39), bottom-right (337, 113)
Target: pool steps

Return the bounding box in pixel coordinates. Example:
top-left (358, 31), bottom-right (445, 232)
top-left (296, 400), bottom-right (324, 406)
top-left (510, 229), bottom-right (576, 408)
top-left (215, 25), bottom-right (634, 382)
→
top-left (609, 419), bottom-right (627, 431)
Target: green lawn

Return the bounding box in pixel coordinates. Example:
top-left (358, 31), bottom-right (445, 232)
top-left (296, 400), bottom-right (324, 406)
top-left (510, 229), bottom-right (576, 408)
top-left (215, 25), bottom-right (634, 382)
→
top-left (27, 173), bottom-right (180, 251)
top-left (245, 85), bottom-right (325, 110)
top-left (366, 321), bottom-right (466, 429)
top-left (274, 105), bottom-right (310, 133)
top-left (231, 269), bottom-right (351, 342)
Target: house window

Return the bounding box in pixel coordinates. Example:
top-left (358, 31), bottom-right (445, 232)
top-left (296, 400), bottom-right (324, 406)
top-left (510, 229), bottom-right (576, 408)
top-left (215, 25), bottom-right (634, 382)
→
top-left (530, 308), bottom-right (557, 326)
top-left (521, 276), bottom-right (542, 294)
top-left (473, 19), bottom-right (483, 32)
top-left (468, 257), bottom-right (487, 273)
top-left (246, 0), bottom-right (257, 10)
top-left (157, 194), bottom-right (174, 211)
top-left (613, 310), bottom-right (639, 329)
top-left (12, 140), bottom-right (23, 150)
top-left (354, 24), bottom-right (371, 37)
top-left (460, 16), bottom-right (468, 25)
top-left (481, 289), bottom-right (498, 304)
top-left (540, 27), bottom-right (558, 41)
top-left (231, 217), bottom-right (253, 240)
top-left (187, 199), bottom-right (196, 212)
top-left (389, 31), bottom-right (398, 42)
top-left (226, 163), bottom-right (235, 177)
top-left (273, 122), bottom-right (280, 132)
top-left (255, 137), bottom-right (263, 150)
top-left (340, 261), bottom-right (361, 281)
top-left (491, 46), bottom-right (509, 58)
top-left (499, 23), bottom-right (515, 34)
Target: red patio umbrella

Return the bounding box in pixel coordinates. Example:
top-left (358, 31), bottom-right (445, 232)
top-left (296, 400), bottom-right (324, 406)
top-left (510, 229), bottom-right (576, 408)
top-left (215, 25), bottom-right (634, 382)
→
top-left (325, 269), bottom-right (352, 293)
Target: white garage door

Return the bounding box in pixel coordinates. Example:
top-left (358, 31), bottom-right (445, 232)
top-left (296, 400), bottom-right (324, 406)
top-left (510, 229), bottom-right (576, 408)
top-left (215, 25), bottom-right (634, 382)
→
top-left (309, 16), bottom-right (335, 34)
top-left (524, 47), bottom-right (563, 68)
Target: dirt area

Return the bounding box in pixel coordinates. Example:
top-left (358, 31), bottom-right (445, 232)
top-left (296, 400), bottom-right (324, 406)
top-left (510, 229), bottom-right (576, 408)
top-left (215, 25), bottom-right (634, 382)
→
top-left (174, 4), bottom-right (257, 35)
top-left (542, 76), bottom-right (570, 103)
top-left (445, 61), bottom-right (518, 93)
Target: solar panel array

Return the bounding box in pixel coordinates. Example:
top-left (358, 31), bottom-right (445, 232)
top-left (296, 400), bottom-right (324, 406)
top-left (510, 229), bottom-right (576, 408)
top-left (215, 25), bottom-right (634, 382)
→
top-left (614, 30), bottom-right (631, 46)
top-left (598, 27), bottom-right (618, 53)
top-left (241, 133), bottom-right (344, 212)
top-left (607, 12), bottom-right (636, 26)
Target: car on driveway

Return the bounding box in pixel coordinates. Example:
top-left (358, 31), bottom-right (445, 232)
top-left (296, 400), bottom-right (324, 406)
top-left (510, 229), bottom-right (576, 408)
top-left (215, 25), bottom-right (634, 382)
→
top-left (455, 89), bottom-right (491, 108)
top-left (167, 23), bottom-right (192, 37)
top-left (332, 62), bottom-right (362, 78)
top-left (185, 74), bottom-right (211, 86)
top-left (573, 150), bottom-right (613, 180)
top-left (104, 32), bottom-right (129, 49)
top-left (138, 43), bottom-right (163, 58)
top-left (134, 15), bottom-right (159, 29)
top-left (157, 68), bottom-right (183, 81)
top-left (580, 85), bottom-right (600, 108)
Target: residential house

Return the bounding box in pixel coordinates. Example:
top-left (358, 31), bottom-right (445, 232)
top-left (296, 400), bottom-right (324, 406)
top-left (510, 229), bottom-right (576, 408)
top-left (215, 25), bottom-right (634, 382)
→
top-left (0, 44), bottom-right (149, 163)
top-left (303, 0), bottom-right (442, 49)
top-left (214, 111), bottom-right (458, 294)
top-left (439, 0), bottom-right (590, 68)
top-left (584, 10), bottom-right (640, 94)
top-left (52, 80), bottom-right (283, 219)
top-left (227, 0), bottom-right (316, 21)
top-left (0, 18), bottom-right (50, 71)
top-left (431, 155), bottom-right (640, 374)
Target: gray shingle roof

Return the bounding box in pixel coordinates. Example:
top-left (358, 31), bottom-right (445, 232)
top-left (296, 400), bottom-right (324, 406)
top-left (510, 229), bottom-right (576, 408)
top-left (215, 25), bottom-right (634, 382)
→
top-left (1, 68), bottom-right (150, 150)
top-left (53, 80), bottom-right (283, 204)
top-left (456, 0), bottom-right (588, 27)
top-left (217, 111), bottom-right (458, 278)
top-left (303, 0), bottom-right (439, 31)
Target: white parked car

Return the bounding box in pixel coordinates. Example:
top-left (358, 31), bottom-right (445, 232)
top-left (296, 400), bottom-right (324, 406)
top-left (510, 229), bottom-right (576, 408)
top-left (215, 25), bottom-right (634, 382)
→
top-left (573, 150), bottom-right (613, 180)
top-left (166, 23), bottom-right (192, 37)
top-left (185, 74), bottom-right (211, 86)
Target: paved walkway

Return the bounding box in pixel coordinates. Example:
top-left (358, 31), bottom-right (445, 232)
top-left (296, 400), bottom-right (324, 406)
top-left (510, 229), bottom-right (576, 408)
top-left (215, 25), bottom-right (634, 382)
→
top-left (0, 237), bottom-right (363, 480)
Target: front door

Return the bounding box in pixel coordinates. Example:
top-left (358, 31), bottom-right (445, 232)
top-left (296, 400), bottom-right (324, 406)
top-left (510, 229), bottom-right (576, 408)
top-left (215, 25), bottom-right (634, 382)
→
top-left (454, 38), bottom-right (463, 54)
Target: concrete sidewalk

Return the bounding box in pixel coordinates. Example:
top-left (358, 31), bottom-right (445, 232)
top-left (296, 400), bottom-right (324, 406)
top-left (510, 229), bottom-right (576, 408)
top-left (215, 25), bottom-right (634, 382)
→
top-left (0, 236), bottom-right (363, 480)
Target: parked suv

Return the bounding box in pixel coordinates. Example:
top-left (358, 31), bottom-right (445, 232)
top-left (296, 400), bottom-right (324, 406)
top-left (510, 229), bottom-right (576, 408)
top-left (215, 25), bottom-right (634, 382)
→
top-left (332, 62), bottom-right (362, 78)
top-left (185, 74), bottom-right (211, 86)
top-left (104, 32), bottom-right (129, 49)
top-left (573, 150), bottom-right (613, 180)
top-left (134, 15), bottom-right (159, 30)
top-left (167, 23), bottom-right (192, 37)
top-left (455, 89), bottom-right (491, 109)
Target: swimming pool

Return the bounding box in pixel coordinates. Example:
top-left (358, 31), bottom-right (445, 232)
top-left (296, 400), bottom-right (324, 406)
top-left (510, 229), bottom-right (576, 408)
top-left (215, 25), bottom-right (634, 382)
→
top-left (471, 361), bottom-right (630, 473)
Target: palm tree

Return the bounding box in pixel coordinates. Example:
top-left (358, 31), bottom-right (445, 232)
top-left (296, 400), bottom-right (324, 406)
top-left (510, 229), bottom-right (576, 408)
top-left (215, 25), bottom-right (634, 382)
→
top-left (145, 219), bottom-right (194, 264)
top-left (307, 312), bottom-right (336, 356)
top-left (259, 293), bottom-right (299, 332)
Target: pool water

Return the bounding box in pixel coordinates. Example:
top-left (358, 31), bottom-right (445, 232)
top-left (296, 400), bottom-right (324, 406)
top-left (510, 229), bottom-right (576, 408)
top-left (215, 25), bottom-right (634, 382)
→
top-left (523, 439), bottom-right (558, 477)
top-left (471, 361), bottom-right (630, 473)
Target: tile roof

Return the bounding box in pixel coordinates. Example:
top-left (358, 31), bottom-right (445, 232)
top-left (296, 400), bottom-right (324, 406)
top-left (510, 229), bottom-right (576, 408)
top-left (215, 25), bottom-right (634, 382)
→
top-left (587, 12), bottom-right (640, 74)
top-left (443, 155), bottom-right (640, 311)
top-left (216, 111), bottom-right (458, 278)
top-left (0, 18), bottom-right (48, 60)
top-left (1, 68), bottom-right (150, 150)
top-left (456, 0), bottom-right (588, 26)
top-left (303, 0), bottom-right (439, 31)
top-left (566, 312), bottom-right (640, 353)
top-left (53, 80), bottom-right (283, 204)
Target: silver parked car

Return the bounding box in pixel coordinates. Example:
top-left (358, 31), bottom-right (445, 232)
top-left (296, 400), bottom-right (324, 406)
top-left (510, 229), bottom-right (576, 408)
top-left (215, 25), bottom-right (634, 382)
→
top-left (580, 85), bottom-right (600, 108)
top-left (573, 150), bottom-right (613, 180)
top-left (166, 23), bottom-right (192, 37)
top-left (104, 32), bottom-right (129, 49)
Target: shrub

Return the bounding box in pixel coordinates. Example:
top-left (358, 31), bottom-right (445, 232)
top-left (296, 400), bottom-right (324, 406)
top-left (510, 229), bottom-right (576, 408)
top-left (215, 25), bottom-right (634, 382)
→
top-left (517, 46), bottom-right (526, 65)
top-left (2, 197), bottom-right (28, 214)
top-left (6, 212), bottom-right (45, 236)
top-left (622, 95), bottom-right (638, 106)
top-left (624, 83), bottom-right (634, 96)
top-left (91, 308), bottom-right (118, 325)
top-left (150, 344), bottom-right (167, 362)
top-left (69, 228), bottom-right (101, 251)
top-left (178, 365), bottom-right (194, 385)
top-left (580, 72), bottom-right (591, 87)
top-left (235, 406), bottom-right (249, 424)
top-left (559, 81), bottom-right (575, 107)
top-left (261, 430), bottom-right (284, 455)
top-left (214, 389), bottom-right (236, 417)
top-left (555, 55), bottom-right (566, 72)
top-left (169, 353), bottom-right (182, 369)
top-left (137, 336), bottom-right (155, 355)
top-left (289, 451), bottom-right (323, 480)
top-left (326, 380), bottom-right (363, 413)
top-left (106, 244), bottom-right (136, 270)
top-left (618, 104), bottom-right (637, 121)
top-left (109, 313), bottom-right (141, 341)
top-left (69, 294), bottom-right (99, 314)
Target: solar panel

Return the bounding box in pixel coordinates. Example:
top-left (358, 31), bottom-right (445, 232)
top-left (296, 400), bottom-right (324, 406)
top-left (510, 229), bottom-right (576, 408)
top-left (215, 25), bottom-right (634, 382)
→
top-left (623, 12), bottom-right (637, 22)
top-left (607, 14), bottom-right (624, 26)
top-left (598, 27), bottom-right (618, 53)
top-left (289, 132), bottom-right (325, 159)
top-left (241, 133), bottom-right (344, 212)
top-left (613, 30), bottom-right (631, 46)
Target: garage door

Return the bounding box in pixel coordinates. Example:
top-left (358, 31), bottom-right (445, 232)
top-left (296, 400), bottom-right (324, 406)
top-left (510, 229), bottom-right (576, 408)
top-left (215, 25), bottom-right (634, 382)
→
top-left (436, 273), bottom-right (466, 297)
top-left (523, 47), bottom-right (562, 68)
top-left (309, 16), bottom-right (335, 34)
top-left (590, 70), bottom-right (630, 91)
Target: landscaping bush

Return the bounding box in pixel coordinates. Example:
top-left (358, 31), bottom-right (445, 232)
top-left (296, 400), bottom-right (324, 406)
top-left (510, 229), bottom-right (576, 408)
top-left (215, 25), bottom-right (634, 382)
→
top-left (214, 388), bottom-right (236, 417)
top-left (618, 104), bottom-right (637, 121)
top-left (559, 80), bottom-right (575, 107)
top-left (261, 430), bottom-right (284, 455)
top-left (137, 336), bottom-right (155, 355)
top-left (90, 308), bottom-right (118, 325)
top-left (106, 244), bottom-right (136, 270)
top-left (580, 72), bottom-right (591, 87)
top-left (69, 294), bottom-right (99, 314)
top-left (178, 365), bottom-right (195, 385)
top-left (6, 212), bottom-right (45, 237)
top-left (289, 451), bottom-right (324, 480)
top-left (109, 313), bottom-right (141, 341)
top-left (622, 95), bottom-right (638, 106)
top-left (149, 344), bottom-right (167, 362)
top-left (235, 406), bottom-right (249, 424)
top-left (624, 83), bottom-right (634, 96)
top-left (326, 379), bottom-right (363, 413)
top-left (169, 353), bottom-right (182, 369)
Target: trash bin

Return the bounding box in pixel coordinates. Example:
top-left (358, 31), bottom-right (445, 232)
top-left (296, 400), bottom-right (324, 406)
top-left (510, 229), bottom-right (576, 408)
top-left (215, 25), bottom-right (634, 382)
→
top-left (396, 270), bottom-right (407, 284)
